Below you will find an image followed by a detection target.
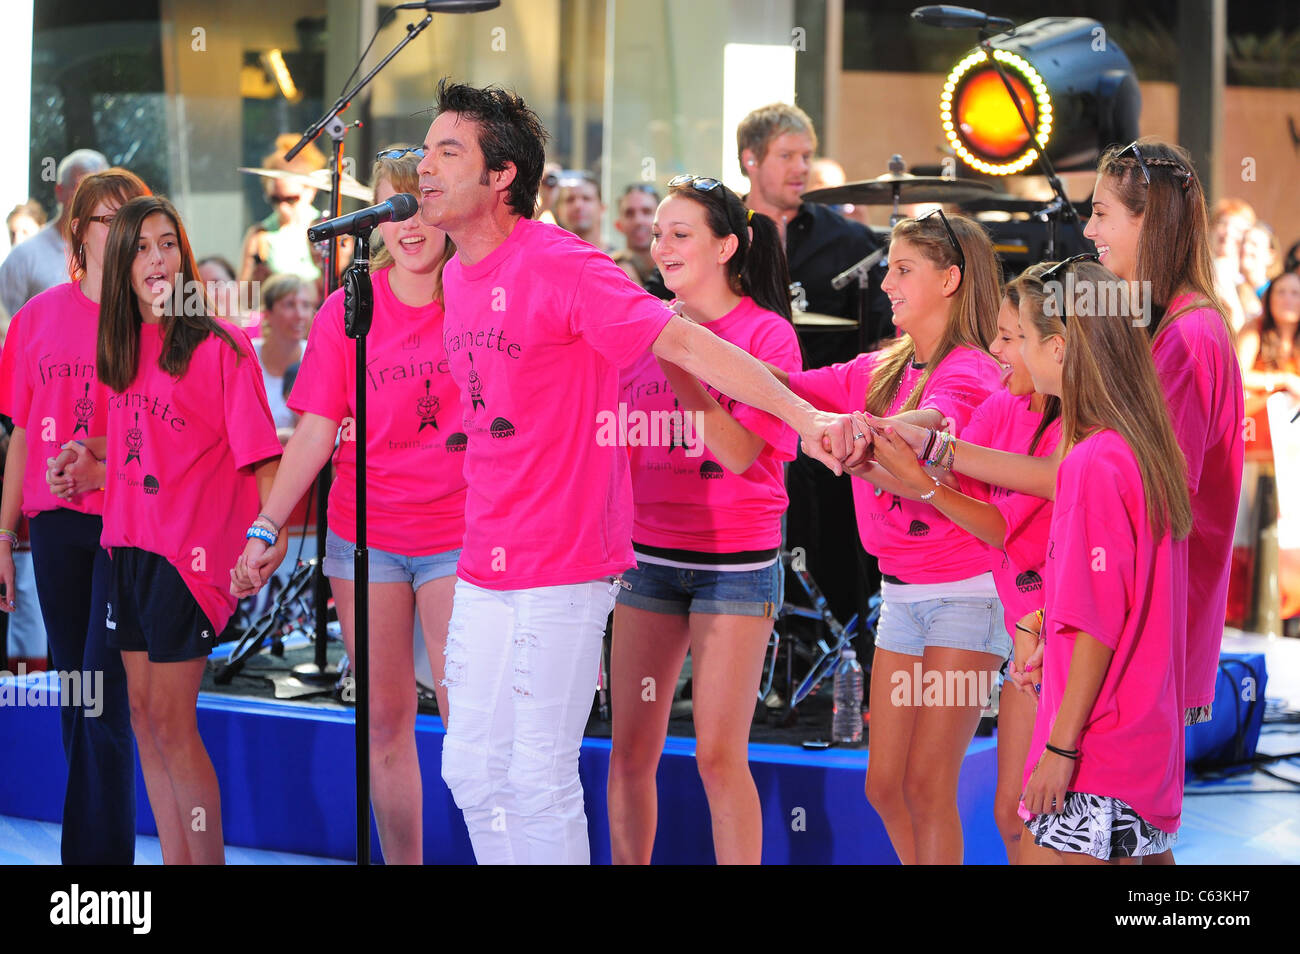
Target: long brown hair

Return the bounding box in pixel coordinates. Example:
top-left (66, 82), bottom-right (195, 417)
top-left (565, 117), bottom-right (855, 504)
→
top-left (1095, 138), bottom-right (1229, 339)
top-left (367, 145), bottom-right (455, 304)
top-left (98, 196), bottom-right (238, 392)
top-left (66, 168), bottom-right (151, 281)
top-left (1004, 267), bottom-right (1061, 454)
top-left (1018, 260), bottom-right (1191, 538)
top-left (865, 212), bottom-right (1001, 414)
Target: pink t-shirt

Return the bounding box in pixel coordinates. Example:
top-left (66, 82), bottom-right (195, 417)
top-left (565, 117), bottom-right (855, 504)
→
top-left (788, 344), bottom-right (1000, 582)
top-left (101, 321), bottom-right (282, 633)
top-left (620, 297), bottom-right (801, 553)
top-left (1152, 297), bottom-right (1245, 707)
top-left (288, 267), bottom-right (466, 556)
top-left (0, 282), bottom-right (109, 517)
top-left (960, 389), bottom-right (1061, 635)
top-left (441, 217), bottom-right (673, 589)
top-left (1023, 429), bottom-right (1188, 833)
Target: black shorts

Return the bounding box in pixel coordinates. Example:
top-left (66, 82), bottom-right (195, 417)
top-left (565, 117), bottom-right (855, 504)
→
top-left (106, 548), bottom-right (216, 662)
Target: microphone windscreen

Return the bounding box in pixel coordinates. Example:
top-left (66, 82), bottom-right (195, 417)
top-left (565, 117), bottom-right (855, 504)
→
top-left (389, 193), bottom-right (419, 220)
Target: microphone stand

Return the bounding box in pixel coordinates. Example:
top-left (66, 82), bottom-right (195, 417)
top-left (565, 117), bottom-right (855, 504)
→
top-left (975, 24), bottom-right (1080, 260)
top-left (281, 9), bottom-right (434, 868)
top-left (832, 248), bottom-right (886, 354)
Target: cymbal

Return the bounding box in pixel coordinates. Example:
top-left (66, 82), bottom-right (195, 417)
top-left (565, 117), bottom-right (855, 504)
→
top-left (238, 167), bottom-right (375, 203)
top-left (792, 312), bottom-right (859, 330)
top-left (803, 176), bottom-right (994, 207)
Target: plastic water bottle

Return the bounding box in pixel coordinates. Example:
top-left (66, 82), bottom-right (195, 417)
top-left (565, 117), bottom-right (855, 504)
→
top-left (832, 649), bottom-right (864, 744)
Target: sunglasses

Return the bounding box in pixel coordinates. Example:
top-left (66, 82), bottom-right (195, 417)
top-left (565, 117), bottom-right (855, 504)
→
top-left (1039, 252), bottom-right (1101, 283)
top-left (270, 193), bottom-right (302, 205)
top-left (1117, 141), bottom-right (1193, 191)
top-left (623, 183), bottom-right (660, 198)
top-left (87, 214), bottom-right (116, 227)
top-left (669, 174), bottom-right (723, 193)
top-left (917, 208), bottom-right (965, 279)
top-left (1037, 253), bottom-right (1103, 325)
top-left (376, 146), bottom-right (426, 161)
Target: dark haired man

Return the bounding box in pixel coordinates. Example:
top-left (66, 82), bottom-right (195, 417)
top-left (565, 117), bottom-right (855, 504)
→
top-left (417, 80), bottom-right (858, 865)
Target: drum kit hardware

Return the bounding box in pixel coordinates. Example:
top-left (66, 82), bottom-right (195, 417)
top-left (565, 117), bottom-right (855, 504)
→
top-left (238, 166), bottom-right (376, 203)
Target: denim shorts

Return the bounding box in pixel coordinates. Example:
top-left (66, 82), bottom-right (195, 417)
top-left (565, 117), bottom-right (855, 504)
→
top-left (875, 595), bottom-right (1010, 659)
top-left (322, 528), bottom-right (460, 589)
top-left (616, 559), bottom-right (783, 618)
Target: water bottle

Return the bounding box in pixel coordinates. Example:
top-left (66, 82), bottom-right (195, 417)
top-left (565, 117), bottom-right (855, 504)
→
top-left (832, 649), bottom-right (864, 744)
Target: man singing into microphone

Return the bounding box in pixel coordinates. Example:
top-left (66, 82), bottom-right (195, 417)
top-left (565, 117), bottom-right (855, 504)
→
top-left (416, 79), bottom-right (858, 865)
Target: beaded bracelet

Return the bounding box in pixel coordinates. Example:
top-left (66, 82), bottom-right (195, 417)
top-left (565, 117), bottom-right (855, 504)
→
top-left (0, 528), bottom-right (18, 547)
top-left (919, 476), bottom-right (942, 501)
top-left (925, 431), bottom-right (950, 467)
top-left (246, 525), bottom-right (277, 546)
top-left (940, 437), bottom-right (956, 471)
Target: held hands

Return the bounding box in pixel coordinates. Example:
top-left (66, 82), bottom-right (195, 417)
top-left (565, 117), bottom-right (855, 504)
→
top-left (799, 411), bottom-right (862, 476)
top-left (1007, 610), bottom-right (1045, 698)
top-left (865, 422), bottom-right (930, 492)
top-left (230, 533), bottom-right (288, 598)
top-left (46, 443), bottom-right (105, 501)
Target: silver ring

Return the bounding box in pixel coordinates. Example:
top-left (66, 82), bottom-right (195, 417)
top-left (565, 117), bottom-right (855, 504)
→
top-left (853, 432), bottom-right (865, 441)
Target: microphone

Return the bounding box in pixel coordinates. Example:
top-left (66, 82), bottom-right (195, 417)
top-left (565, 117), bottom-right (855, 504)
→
top-left (393, 1), bottom-right (501, 11)
top-left (307, 194), bottom-right (419, 242)
top-left (910, 5), bottom-right (1015, 30)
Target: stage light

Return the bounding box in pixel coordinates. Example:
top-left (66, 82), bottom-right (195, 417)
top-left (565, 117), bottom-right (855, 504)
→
top-left (940, 17), bottom-right (1140, 176)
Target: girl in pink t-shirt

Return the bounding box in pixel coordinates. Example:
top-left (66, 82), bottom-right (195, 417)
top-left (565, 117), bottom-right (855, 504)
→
top-left (68, 195), bottom-right (282, 865)
top-left (0, 169), bottom-right (150, 864)
top-left (870, 274), bottom-right (1060, 864)
top-left (780, 210), bottom-right (1005, 865)
top-left (1012, 258), bottom-right (1190, 863)
top-left (1084, 139), bottom-right (1244, 731)
top-left (608, 176), bottom-right (801, 865)
top-left (233, 146), bottom-right (466, 865)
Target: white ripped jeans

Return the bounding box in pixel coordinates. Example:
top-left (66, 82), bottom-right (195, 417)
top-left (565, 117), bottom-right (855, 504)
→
top-left (440, 576), bottom-right (619, 865)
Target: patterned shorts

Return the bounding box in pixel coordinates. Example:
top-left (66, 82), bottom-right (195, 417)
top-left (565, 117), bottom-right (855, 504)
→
top-left (1024, 792), bottom-right (1176, 860)
top-left (1185, 704), bottom-right (1213, 726)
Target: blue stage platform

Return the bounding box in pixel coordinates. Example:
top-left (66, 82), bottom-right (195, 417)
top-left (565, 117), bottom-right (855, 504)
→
top-left (0, 674), bottom-right (1004, 864)
top-left (0, 651), bottom-right (1262, 864)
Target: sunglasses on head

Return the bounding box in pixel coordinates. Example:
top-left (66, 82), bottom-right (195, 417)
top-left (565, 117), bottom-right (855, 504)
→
top-left (1036, 253), bottom-right (1103, 325)
top-left (1039, 252), bottom-right (1101, 283)
top-left (1117, 141), bottom-right (1193, 191)
top-left (917, 208), bottom-right (965, 279)
top-left (669, 174), bottom-right (723, 193)
top-left (376, 146), bottom-right (426, 161)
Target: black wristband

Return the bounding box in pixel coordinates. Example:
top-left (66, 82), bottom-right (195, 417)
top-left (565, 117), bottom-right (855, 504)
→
top-left (1045, 742), bottom-right (1078, 760)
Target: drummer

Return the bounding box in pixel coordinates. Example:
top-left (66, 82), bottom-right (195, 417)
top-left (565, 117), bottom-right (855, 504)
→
top-left (238, 134), bottom-right (328, 286)
top-left (737, 103), bottom-right (892, 633)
